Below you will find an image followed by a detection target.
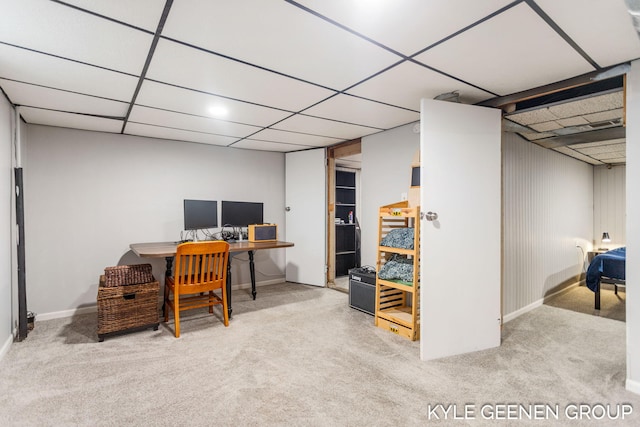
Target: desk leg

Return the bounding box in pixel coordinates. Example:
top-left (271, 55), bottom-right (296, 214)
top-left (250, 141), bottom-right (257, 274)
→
top-left (162, 256), bottom-right (174, 316)
top-left (165, 256), bottom-right (174, 279)
top-left (226, 256), bottom-right (233, 318)
top-left (595, 287), bottom-right (601, 310)
top-left (249, 250), bottom-right (256, 300)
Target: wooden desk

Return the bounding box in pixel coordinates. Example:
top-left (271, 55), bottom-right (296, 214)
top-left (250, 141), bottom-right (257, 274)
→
top-left (130, 240), bottom-right (294, 317)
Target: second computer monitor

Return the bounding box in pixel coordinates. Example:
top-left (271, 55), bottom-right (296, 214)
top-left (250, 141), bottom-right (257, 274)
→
top-left (221, 201), bottom-right (263, 227)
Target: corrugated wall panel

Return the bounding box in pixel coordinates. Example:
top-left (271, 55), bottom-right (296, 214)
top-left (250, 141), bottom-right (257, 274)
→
top-left (503, 132), bottom-right (593, 317)
top-left (593, 165), bottom-right (626, 249)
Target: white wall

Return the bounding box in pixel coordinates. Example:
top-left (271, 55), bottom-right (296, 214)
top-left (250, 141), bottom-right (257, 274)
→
top-left (0, 96), bottom-right (14, 357)
top-left (502, 132), bottom-right (593, 319)
top-left (593, 164), bottom-right (626, 249)
top-left (360, 121), bottom-right (603, 323)
top-left (626, 59), bottom-right (640, 395)
top-left (24, 125), bottom-right (286, 318)
top-left (360, 123), bottom-right (419, 267)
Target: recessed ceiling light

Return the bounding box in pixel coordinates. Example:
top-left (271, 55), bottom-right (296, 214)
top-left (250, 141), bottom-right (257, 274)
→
top-left (208, 105), bottom-right (228, 118)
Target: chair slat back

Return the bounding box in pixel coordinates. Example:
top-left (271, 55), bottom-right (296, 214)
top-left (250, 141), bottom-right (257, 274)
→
top-left (173, 241), bottom-right (229, 290)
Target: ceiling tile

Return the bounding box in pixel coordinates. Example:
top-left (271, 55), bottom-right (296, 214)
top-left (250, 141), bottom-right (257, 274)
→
top-left (583, 108), bottom-right (624, 123)
top-left (556, 116), bottom-right (589, 127)
top-left (128, 106), bottom-right (261, 138)
top-left (303, 94), bottom-right (419, 129)
top-left (346, 61), bottom-right (494, 110)
top-left (162, 0), bottom-right (400, 90)
top-left (146, 39), bottom-right (336, 112)
top-left (61, 0), bottom-right (166, 32)
top-left (529, 121), bottom-right (563, 132)
top-left (0, 44), bottom-right (138, 102)
top-left (1, 0), bottom-right (636, 156)
top-left (547, 92), bottom-right (623, 118)
top-left (519, 131), bottom-right (557, 141)
top-left (571, 138), bottom-right (625, 149)
top-left (0, 0), bottom-right (153, 75)
top-left (575, 144), bottom-right (626, 155)
top-left (293, 0), bottom-right (514, 56)
top-left (247, 129), bottom-right (342, 147)
top-left (0, 78), bottom-right (128, 117)
top-left (125, 122), bottom-right (239, 146)
top-left (20, 107), bottom-right (123, 133)
top-left (136, 80), bottom-right (291, 127)
top-left (592, 151), bottom-right (626, 160)
top-left (232, 139), bottom-right (313, 152)
top-left (600, 157), bottom-right (625, 164)
top-left (536, 0), bottom-right (640, 68)
top-left (507, 108), bottom-right (559, 126)
top-left (553, 146), bottom-right (604, 165)
top-left (414, 3), bottom-right (595, 95)
top-left (273, 114), bottom-right (379, 140)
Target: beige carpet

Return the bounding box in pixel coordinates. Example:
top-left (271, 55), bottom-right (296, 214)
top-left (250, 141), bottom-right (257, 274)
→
top-left (1, 282), bottom-right (639, 426)
top-left (545, 283), bottom-right (625, 322)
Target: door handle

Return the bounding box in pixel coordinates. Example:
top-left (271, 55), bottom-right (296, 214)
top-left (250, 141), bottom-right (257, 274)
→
top-left (422, 211), bottom-right (438, 221)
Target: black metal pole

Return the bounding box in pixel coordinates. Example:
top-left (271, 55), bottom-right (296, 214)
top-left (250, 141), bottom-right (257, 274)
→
top-left (15, 167), bottom-right (28, 341)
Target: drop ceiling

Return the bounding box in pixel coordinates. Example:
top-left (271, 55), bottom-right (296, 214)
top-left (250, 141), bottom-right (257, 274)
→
top-left (503, 78), bottom-right (627, 165)
top-left (1, 0), bottom-right (639, 161)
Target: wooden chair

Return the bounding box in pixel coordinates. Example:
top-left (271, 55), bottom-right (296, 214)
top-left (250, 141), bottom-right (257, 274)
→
top-left (163, 241), bottom-right (230, 337)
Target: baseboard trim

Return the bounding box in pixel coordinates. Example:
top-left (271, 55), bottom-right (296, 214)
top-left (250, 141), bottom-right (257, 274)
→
top-left (543, 281), bottom-right (582, 303)
top-left (37, 305), bottom-right (97, 322)
top-left (503, 299), bottom-right (544, 323)
top-left (502, 280), bottom-right (583, 324)
top-left (233, 278), bottom-right (285, 290)
top-left (0, 332), bottom-right (12, 363)
top-left (626, 378), bottom-right (640, 396)
top-left (36, 278), bottom-right (286, 321)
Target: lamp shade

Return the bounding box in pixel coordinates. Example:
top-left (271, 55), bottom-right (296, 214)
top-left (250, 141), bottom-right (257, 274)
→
top-left (602, 232), bottom-right (611, 243)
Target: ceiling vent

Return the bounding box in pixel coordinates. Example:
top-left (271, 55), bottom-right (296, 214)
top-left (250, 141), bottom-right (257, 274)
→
top-left (588, 120), bottom-right (619, 129)
top-left (551, 118), bottom-right (622, 136)
top-left (434, 91), bottom-right (460, 103)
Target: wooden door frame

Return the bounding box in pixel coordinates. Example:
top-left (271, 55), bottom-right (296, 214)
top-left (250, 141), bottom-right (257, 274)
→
top-left (326, 138), bottom-right (361, 289)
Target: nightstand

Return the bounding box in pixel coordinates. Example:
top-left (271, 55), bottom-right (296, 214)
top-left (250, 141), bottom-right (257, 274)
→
top-left (587, 250), bottom-right (608, 263)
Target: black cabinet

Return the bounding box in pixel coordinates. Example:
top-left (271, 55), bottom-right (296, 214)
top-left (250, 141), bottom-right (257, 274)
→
top-left (349, 267), bottom-right (376, 315)
top-left (335, 170), bottom-right (358, 276)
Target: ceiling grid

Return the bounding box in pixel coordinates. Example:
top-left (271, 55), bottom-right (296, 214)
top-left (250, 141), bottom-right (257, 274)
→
top-left (0, 0), bottom-right (638, 159)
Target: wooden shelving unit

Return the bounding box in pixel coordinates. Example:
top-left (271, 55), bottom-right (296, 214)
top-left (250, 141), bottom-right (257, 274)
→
top-left (335, 170), bottom-right (357, 276)
top-left (374, 201), bottom-right (420, 341)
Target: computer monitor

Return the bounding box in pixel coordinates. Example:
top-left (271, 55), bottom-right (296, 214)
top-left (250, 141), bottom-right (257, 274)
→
top-left (221, 201), bottom-right (263, 227)
top-left (183, 199), bottom-right (218, 230)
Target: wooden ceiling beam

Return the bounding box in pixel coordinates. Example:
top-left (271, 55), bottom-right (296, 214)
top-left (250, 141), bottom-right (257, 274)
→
top-left (328, 138), bottom-right (361, 159)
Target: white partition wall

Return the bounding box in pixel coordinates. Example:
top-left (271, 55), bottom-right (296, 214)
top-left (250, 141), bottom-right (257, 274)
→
top-left (502, 132), bottom-right (593, 319)
top-left (626, 60), bottom-right (640, 395)
top-left (0, 96), bottom-right (14, 358)
top-left (360, 123), bottom-right (419, 268)
top-left (593, 164), bottom-right (626, 250)
top-left (24, 125), bottom-right (286, 318)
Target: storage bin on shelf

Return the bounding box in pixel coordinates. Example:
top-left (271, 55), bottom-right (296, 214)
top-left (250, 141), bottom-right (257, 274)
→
top-left (97, 263), bottom-right (160, 342)
top-left (374, 201), bottom-right (420, 341)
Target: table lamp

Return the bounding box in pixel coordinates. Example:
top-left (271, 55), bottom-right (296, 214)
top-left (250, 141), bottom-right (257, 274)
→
top-left (599, 232), bottom-right (611, 250)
